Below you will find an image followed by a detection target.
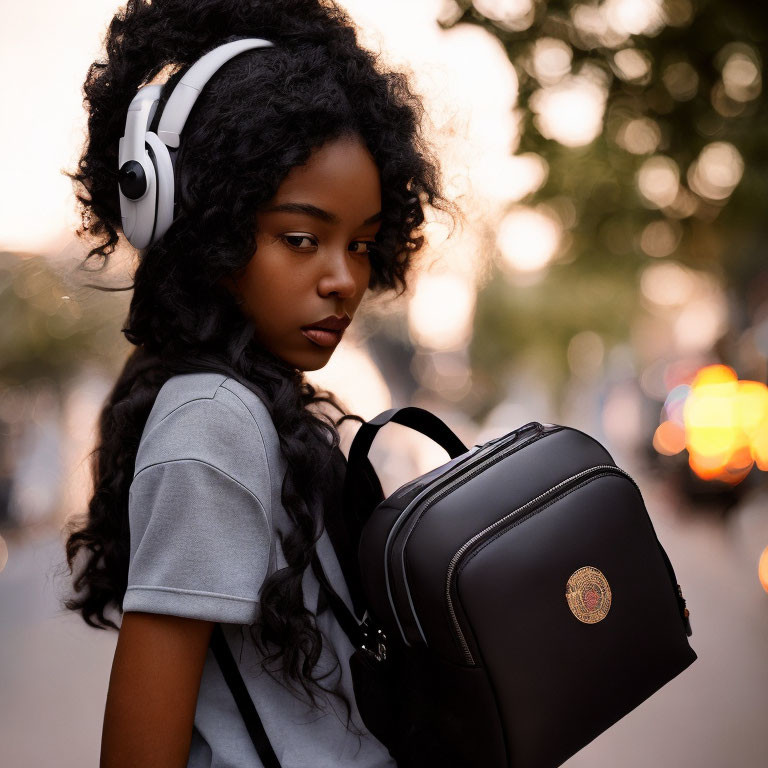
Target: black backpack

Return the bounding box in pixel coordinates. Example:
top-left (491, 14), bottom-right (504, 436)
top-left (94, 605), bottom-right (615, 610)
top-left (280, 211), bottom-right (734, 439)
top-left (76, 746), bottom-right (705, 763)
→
top-left (213, 406), bottom-right (697, 768)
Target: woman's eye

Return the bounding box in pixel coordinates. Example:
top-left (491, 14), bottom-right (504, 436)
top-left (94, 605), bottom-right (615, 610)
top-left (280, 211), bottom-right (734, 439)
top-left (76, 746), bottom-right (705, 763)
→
top-left (281, 234), bottom-right (316, 250)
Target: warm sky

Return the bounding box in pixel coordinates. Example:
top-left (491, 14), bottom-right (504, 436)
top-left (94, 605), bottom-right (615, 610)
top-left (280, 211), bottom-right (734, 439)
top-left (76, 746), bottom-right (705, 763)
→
top-left (0, 0), bottom-right (521, 256)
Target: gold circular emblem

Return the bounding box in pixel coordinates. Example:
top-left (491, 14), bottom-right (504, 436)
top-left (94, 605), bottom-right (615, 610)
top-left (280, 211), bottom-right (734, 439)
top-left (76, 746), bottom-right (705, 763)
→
top-left (565, 566), bottom-right (611, 624)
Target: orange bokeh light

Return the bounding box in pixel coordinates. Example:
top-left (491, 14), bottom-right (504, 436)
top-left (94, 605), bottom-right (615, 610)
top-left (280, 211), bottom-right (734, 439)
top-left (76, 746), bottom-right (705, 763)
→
top-left (691, 364), bottom-right (738, 387)
top-left (759, 546), bottom-right (768, 594)
top-left (656, 364), bottom-right (768, 485)
top-left (653, 420), bottom-right (686, 455)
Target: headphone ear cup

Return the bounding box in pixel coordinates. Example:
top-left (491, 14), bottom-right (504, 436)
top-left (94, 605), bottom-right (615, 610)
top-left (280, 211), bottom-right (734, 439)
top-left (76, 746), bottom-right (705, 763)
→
top-left (118, 84), bottom-right (163, 251)
top-left (145, 131), bottom-right (175, 246)
top-left (117, 153), bottom-right (156, 251)
top-left (119, 39), bottom-right (275, 250)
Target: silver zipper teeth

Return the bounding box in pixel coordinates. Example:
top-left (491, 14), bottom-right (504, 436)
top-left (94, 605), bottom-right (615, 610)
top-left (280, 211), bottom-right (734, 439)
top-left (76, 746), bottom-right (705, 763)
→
top-left (382, 444), bottom-right (487, 646)
top-left (389, 429), bottom-right (544, 645)
top-left (445, 463), bottom-right (637, 666)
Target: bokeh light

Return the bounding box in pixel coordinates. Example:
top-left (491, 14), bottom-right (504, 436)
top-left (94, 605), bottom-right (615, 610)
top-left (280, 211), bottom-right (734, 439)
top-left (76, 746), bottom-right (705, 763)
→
top-left (496, 206), bottom-right (562, 273)
top-left (719, 43), bottom-right (762, 102)
top-left (471, 152), bottom-right (548, 203)
top-left (305, 339), bottom-right (392, 420)
top-left (616, 116), bottom-right (661, 154)
top-left (531, 37), bottom-right (573, 85)
top-left (654, 364), bottom-right (768, 484)
top-left (474, 0), bottom-right (536, 32)
top-left (571, 3), bottom-right (627, 49)
top-left (674, 298), bottom-right (729, 353)
top-left (663, 0), bottom-right (694, 27)
top-left (662, 60), bottom-right (699, 100)
top-left (640, 262), bottom-right (695, 307)
top-left (637, 155), bottom-right (680, 208)
top-left (604, 0), bottom-right (665, 37)
top-left (653, 419), bottom-right (687, 455)
top-left (530, 69), bottom-right (608, 146)
top-left (613, 47), bottom-right (652, 82)
top-left (687, 141), bottom-right (744, 202)
top-left (759, 546), bottom-right (768, 594)
top-left (640, 218), bottom-right (681, 257)
top-left (407, 271), bottom-right (476, 350)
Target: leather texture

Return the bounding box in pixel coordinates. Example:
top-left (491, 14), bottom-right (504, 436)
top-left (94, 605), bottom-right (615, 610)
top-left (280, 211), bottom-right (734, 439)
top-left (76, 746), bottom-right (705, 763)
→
top-left (348, 414), bottom-right (698, 768)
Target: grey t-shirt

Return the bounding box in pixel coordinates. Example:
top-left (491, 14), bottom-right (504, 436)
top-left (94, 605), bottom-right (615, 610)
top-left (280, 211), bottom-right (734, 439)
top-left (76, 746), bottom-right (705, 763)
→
top-left (123, 371), bottom-right (397, 768)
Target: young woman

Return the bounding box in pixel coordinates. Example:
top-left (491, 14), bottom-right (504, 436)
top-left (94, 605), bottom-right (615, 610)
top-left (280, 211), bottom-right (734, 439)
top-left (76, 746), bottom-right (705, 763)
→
top-left (61, 0), bottom-right (454, 766)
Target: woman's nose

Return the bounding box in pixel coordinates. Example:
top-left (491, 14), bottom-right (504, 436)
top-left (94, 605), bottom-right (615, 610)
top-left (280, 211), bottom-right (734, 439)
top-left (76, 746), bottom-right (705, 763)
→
top-left (318, 248), bottom-right (359, 298)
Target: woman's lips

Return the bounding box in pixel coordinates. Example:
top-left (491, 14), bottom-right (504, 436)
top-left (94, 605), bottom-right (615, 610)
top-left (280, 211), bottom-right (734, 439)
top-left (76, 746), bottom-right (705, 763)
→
top-left (301, 327), bottom-right (344, 347)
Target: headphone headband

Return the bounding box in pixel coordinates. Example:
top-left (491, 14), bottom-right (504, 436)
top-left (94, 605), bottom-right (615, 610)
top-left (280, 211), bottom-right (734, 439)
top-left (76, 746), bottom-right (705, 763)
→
top-left (118, 37), bottom-right (275, 249)
top-left (158, 38), bottom-right (275, 149)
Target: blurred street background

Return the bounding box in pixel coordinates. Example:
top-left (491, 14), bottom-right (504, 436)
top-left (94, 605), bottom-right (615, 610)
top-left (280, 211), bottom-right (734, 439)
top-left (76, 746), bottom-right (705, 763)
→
top-left (1, 0), bottom-right (767, 765)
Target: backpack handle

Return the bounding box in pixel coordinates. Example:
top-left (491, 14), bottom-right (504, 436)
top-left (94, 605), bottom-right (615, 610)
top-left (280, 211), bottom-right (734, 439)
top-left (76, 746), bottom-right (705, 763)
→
top-left (348, 406), bottom-right (468, 466)
top-left (342, 407), bottom-right (469, 541)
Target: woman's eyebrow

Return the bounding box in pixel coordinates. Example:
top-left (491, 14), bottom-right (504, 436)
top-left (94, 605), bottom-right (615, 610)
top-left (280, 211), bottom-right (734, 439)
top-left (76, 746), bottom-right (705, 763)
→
top-left (262, 202), bottom-right (382, 226)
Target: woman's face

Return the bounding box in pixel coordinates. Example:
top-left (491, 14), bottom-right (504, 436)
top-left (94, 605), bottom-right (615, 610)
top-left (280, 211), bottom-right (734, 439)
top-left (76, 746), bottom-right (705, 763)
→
top-left (229, 134), bottom-right (381, 371)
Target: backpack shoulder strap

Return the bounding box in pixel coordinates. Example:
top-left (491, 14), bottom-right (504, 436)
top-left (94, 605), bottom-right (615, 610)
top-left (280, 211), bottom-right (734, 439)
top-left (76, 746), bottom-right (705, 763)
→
top-left (210, 624), bottom-right (282, 768)
top-left (310, 550), bottom-right (364, 646)
top-left (323, 445), bottom-right (375, 621)
top-left (337, 437), bottom-right (386, 554)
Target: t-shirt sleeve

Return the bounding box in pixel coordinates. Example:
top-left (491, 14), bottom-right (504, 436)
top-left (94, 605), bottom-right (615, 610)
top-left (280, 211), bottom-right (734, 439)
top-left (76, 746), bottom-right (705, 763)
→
top-left (123, 394), bottom-right (273, 624)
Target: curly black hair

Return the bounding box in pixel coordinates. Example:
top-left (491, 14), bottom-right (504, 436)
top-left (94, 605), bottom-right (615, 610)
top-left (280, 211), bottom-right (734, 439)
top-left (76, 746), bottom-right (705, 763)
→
top-left (60, 0), bottom-right (455, 737)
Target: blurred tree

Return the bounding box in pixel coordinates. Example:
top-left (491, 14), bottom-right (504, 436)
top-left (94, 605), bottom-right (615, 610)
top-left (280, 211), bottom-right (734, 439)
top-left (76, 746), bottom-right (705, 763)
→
top-left (0, 251), bottom-right (130, 389)
top-left (440, 0), bottom-right (768, 413)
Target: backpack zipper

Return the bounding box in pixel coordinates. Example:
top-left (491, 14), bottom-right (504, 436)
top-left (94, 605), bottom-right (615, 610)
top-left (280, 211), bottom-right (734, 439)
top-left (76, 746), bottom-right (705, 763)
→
top-left (445, 464), bottom-right (639, 665)
top-left (385, 423), bottom-right (555, 646)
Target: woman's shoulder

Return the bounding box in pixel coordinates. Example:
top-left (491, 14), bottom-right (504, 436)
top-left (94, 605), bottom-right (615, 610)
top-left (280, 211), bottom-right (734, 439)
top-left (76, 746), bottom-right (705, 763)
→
top-left (134, 371), bottom-right (280, 483)
top-left (148, 371), bottom-right (270, 425)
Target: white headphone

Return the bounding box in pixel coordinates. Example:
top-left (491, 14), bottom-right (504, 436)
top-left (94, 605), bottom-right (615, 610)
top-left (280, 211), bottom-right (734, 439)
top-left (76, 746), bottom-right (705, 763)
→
top-left (117, 38), bottom-right (275, 250)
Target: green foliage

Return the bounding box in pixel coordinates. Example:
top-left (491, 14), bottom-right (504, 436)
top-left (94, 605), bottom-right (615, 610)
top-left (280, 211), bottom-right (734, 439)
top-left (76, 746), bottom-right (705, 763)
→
top-left (442, 0), bottom-right (767, 405)
top-left (0, 252), bottom-right (130, 388)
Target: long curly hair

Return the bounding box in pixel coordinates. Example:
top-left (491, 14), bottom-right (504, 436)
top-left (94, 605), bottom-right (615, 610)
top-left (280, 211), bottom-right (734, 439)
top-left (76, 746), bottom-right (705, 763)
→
top-left (60, 0), bottom-right (453, 733)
